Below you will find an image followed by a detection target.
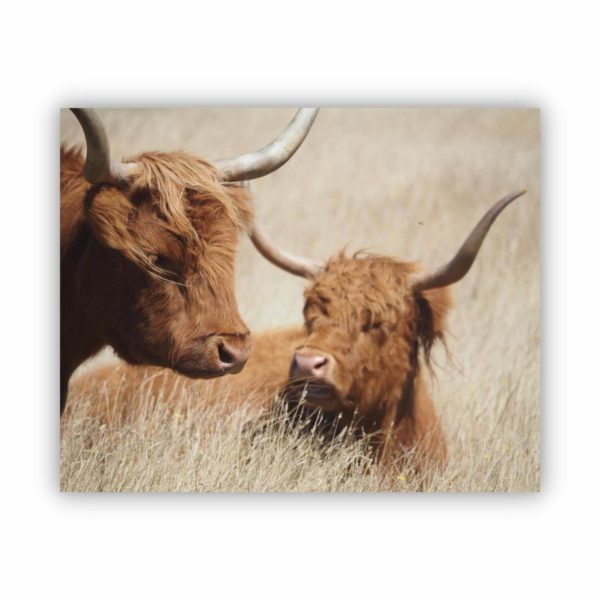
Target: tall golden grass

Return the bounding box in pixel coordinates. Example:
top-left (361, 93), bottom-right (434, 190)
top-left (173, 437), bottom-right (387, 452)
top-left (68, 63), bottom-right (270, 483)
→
top-left (60, 108), bottom-right (539, 492)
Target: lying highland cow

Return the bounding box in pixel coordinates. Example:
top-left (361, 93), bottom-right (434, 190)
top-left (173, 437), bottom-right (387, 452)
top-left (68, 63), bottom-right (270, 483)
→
top-left (70, 191), bottom-right (525, 468)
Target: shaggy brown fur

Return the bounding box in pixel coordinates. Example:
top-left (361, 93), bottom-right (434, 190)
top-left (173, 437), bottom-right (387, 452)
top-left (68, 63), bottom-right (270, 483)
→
top-left (60, 146), bottom-right (253, 414)
top-left (69, 254), bottom-right (452, 469)
top-left (284, 254), bottom-right (451, 467)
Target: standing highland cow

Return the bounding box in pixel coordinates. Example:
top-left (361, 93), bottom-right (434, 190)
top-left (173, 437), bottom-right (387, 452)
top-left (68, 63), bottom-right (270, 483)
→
top-left (60, 108), bottom-right (318, 414)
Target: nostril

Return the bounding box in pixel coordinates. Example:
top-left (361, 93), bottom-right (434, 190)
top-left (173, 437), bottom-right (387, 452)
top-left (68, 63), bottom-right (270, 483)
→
top-left (314, 356), bottom-right (328, 370)
top-left (292, 353), bottom-right (330, 377)
top-left (218, 342), bottom-right (235, 365)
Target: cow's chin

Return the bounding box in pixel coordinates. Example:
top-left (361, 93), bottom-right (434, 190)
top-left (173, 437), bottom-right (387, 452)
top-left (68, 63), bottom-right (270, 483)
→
top-left (172, 364), bottom-right (229, 380)
top-left (172, 354), bottom-right (238, 379)
top-left (290, 380), bottom-right (344, 411)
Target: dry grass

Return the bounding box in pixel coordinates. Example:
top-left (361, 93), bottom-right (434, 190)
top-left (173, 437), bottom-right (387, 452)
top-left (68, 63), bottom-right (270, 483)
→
top-left (60, 108), bottom-right (539, 492)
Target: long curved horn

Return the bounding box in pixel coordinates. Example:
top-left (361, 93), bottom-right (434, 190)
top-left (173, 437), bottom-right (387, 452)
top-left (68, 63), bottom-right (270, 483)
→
top-left (215, 108), bottom-right (319, 182)
top-left (411, 190), bottom-right (526, 293)
top-left (70, 108), bottom-right (134, 184)
top-left (70, 108), bottom-right (117, 184)
top-left (250, 222), bottom-right (324, 279)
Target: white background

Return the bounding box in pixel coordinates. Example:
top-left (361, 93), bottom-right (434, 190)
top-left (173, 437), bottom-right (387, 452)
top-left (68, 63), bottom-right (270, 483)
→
top-left (1, 1), bottom-right (595, 598)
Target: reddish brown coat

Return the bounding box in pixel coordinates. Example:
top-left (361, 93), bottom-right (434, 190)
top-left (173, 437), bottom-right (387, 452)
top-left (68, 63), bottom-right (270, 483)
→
top-left (60, 147), bottom-right (253, 413)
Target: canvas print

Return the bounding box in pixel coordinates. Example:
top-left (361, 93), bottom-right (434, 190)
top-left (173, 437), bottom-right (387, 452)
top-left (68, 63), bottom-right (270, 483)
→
top-left (60, 108), bottom-right (539, 492)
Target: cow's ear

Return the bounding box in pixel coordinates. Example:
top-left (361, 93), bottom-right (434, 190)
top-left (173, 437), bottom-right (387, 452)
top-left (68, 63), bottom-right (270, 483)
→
top-left (85, 186), bottom-right (136, 254)
top-left (415, 287), bottom-right (453, 358)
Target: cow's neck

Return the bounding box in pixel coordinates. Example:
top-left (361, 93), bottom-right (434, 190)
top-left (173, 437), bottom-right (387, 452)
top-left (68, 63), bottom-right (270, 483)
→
top-left (60, 228), bottom-right (104, 413)
top-left (352, 340), bottom-right (421, 438)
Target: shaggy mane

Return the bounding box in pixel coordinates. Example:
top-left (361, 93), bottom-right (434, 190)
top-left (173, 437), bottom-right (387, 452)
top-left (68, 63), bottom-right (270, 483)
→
top-left (317, 251), bottom-right (451, 368)
top-left (61, 148), bottom-right (252, 283)
top-left (127, 151), bottom-right (251, 236)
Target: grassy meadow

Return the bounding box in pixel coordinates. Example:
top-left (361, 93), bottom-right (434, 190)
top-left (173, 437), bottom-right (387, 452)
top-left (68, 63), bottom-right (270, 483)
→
top-left (60, 108), bottom-right (540, 492)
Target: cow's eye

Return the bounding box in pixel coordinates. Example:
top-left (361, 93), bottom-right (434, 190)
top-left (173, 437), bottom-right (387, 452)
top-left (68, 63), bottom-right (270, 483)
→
top-left (148, 253), bottom-right (162, 266)
top-left (149, 253), bottom-right (175, 273)
top-left (155, 256), bottom-right (169, 270)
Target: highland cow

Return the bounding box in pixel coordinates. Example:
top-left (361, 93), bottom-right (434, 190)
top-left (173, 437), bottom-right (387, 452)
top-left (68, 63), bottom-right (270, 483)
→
top-left (60, 108), bottom-right (318, 414)
top-left (70, 191), bottom-right (524, 469)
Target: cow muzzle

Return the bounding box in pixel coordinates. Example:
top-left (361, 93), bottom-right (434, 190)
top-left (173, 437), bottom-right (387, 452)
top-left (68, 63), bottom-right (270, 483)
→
top-left (214, 335), bottom-right (252, 374)
top-left (176, 333), bottom-right (252, 378)
top-left (287, 348), bottom-right (345, 410)
top-left (290, 349), bottom-right (333, 380)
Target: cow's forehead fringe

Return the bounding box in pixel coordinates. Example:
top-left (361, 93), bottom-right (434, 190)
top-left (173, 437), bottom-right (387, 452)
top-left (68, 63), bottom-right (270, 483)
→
top-left (305, 254), bottom-right (420, 314)
top-left (118, 151), bottom-right (252, 281)
top-left (127, 151), bottom-right (252, 237)
top-left (322, 253), bottom-right (418, 289)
